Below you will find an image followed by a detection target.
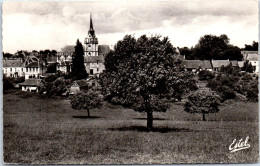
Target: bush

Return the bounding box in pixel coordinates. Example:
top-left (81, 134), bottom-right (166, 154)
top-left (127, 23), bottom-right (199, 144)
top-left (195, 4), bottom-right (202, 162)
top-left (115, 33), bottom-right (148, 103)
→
top-left (221, 88), bottom-right (236, 101)
top-left (198, 70), bottom-right (215, 80)
top-left (3, 76), bottom-right (14, 91)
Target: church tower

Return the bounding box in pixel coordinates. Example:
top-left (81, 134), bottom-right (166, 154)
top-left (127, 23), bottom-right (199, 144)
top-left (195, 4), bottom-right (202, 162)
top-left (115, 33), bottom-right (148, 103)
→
top-left (84, 14), bottom-right (98, 56)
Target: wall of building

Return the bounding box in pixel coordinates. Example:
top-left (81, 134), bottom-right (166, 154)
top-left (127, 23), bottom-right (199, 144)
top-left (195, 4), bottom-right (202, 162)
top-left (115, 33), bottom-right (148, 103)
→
top-left (3, 67), bottom-right (25, 77)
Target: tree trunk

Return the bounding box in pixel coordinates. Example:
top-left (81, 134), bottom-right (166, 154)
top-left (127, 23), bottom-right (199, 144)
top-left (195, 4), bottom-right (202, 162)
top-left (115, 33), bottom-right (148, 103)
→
top-left (147, 111), bottom-right (153, 131)
top-left (202, 113), bottom-right (206, 121)
top-left (87, 108), bottom-right (90, 117)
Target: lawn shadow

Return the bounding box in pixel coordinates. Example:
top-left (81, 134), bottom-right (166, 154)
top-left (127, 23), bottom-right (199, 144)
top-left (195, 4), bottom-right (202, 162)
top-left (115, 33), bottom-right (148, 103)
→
top-left (72, 116), bottom-right (102, 119)
top-left (108, 126), bottom-right (195, 133)
top-left (133, 118), bottom-right (169, 121)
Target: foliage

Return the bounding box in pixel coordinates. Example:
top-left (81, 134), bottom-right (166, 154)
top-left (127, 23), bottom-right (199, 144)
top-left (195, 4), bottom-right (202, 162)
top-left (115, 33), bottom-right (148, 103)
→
top-left (207, 72), bottom-right (258, 101)
top-left (198, 70), bottom-right (215, 80)
top-left (70, 90), bottom-right (103, 117)
top-left (39, 76), bottom-right (71, 97)
top-left (46, 63), bottom-right (57, 73)
top-left (241, 60), bottom-right (254, 73)
top-left (193, 34), bottom-right (243, 60)
top-left (244, 41), bottom-right (258, 51)
top-left (3, 76), bottom-right (14, 91)
top-left (71, 39), bottom-right (88, 80)
top-left (219, 63), bottom-right (240, 75)
top-left (184, 90), bottom-right (220, 121)
top-left (101, 34), bottom-right (197, 130)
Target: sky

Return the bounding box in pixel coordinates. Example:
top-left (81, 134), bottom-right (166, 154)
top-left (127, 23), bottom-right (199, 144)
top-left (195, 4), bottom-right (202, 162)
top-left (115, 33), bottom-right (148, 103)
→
top-left (2, 0), bottom-right (258, 54)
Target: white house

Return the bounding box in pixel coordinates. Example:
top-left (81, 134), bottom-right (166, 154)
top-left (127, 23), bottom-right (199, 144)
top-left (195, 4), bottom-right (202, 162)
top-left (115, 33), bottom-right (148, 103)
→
top-left (3, 58), bottom-right (25, 77)
top-left (20, 79), bottom-right (43, 92)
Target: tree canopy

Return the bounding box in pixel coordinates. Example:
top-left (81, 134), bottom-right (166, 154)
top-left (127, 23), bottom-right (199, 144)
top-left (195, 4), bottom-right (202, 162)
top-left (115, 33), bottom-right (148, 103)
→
top-left (71, 91), bottom-right (103, 117)
top-left (184, 90), bottom-right (220, 121)
top-left (71, 39), bottom-right (88, 80)
top-left (100, 34), bottom-right (197, 130)
top-left (192, 34), bottom-right (242, 60)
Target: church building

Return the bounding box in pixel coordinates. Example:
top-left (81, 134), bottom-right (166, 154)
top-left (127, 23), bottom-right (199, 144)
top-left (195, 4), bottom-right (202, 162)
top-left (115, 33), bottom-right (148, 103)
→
top-left (57, 14), bottom-right (110, 76)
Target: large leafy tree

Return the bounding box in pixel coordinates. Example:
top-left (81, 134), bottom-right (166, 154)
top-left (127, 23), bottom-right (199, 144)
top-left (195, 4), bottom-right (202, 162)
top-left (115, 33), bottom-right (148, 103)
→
top-left (242, 60), bottom-right (254, 73)
top-left (193, 34), bottom-right (229, 60)
top-left (71, 91), bottom-right (102, 117)
top-left (71, 39), bottom-right (88, 80)
top-left (184, 90), bottom-right (220, 121)
top-left (100, 35), bottom-right (197, 130)
top-left (244, 41), bottom-right (258, 51)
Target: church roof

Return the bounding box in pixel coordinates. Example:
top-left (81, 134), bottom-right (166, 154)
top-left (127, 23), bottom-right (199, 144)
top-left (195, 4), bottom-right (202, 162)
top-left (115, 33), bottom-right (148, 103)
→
top-left (61, 45), bottom-right (75, 53)
top-left (85, 55), bottom-right (104, 63)
top-left (3, 59), bottom-right (25, 68)
top-left (98, 45), bottom-right (110, 56)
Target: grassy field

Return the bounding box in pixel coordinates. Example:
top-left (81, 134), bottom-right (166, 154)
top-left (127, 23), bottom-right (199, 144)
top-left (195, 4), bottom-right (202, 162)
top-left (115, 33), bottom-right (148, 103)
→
top-left (3, 91), bottom-right (259, 164)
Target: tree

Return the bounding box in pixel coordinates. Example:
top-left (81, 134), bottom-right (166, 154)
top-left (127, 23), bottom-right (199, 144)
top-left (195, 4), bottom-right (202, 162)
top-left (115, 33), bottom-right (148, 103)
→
top-left (71, 39), bottom-right (88, 80)
top-left (198, 70), bottom-right (215, 80)
top-left (3, 52), bottom-right (13, 58)
top-left (244, 41), bottom-right (258, 51)
top-left (222, 46), bottom-right (243, 60)
top-left (3, 76), bottom-right (14, 91)
top-left (100, 35), bottom-right (197, 130)
top-left (193, 34), bottom-right (229, 60)
top-left (242, 60), bottom-right (254, 73)
top-left (184, 90), bottom-right (220, 121)
top-left (46, 63), bottom-right (57, 73)
top-left (71, 91), bottom-right (102, 117)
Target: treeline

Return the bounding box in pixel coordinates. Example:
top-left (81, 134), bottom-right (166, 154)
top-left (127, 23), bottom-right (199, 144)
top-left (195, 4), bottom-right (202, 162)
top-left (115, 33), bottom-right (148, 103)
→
top-left (3, 49), bottom-right (58, 60)
top-left (179, 34), bottom-right (258, 60)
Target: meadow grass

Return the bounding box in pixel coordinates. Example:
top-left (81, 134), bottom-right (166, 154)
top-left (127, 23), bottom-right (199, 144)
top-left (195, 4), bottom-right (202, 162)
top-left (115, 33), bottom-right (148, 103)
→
top-left (3, 92), bottom-right (259, 164)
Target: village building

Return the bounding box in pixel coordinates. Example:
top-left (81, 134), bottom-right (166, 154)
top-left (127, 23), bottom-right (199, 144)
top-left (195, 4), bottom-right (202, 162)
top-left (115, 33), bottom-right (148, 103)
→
top-left (69, 79), bottom-right (89, 95)
top-left (3, 58), bottom-right (25, 77)
top-left (181, 60), bottom-right (212, 72)
top-left (20, 79), bottom-right (43, 92)
top-left (211, 60), bottom-right (230, 71)
top-left (57, 14), bottom-right (110, 76)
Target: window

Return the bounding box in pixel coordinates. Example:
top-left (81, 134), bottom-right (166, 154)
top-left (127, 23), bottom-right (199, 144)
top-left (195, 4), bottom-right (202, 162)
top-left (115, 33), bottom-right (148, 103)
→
top-left (97, 60), bottom-right (99, 64)
top-left (88, 45), bottom-right (91, 47)
top-left (90, 69), bottom-right (94, 75)
top-left (10, 68), bottom-right (12, 72)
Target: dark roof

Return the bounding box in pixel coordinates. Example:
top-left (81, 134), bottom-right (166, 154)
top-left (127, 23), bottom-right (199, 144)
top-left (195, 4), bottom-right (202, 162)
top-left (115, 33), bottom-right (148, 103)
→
top-left (211, 60), bottom-right (230, 68)
top-left (98, 45), bottom-right (110, 56)
top-left (61, 45), bottom-right (75, 53)
top-left (181, 60), bottom-right (212, 69)
top-left (85, 55), bottom-right (104, 63)
top-left (3, 59), bottom-right (25, 67)
top-left (26, 62), bottom-right (39, 68)
top-left (74, 80), bottom-right (88, 87)
top-left (47, 55), bottom-right (57, 62)
top-left (20, 79), bottom-right (42, 86)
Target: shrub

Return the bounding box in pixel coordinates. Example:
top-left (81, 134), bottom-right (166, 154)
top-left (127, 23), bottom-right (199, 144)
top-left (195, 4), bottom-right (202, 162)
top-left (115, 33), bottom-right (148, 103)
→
top-left (3, 76), bottom-right (14, 91)
top-left (198, 70), bottom-right (215, 80)
top-left (221, 88), bottom-right (236, 101)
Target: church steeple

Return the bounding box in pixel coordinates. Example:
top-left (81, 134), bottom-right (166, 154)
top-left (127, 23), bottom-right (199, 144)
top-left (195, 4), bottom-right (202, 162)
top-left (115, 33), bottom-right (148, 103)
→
top-left (88, 14), bottom-right (95, 37)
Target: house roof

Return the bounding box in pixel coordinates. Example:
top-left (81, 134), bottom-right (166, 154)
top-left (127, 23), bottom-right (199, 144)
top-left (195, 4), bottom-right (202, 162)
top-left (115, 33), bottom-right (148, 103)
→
top-left (246, 53), bottom-right (258, 61)
top-left (61, 45), bottom-right (75, 53)
top-left (20, 79), bottom-right (42, 86)
top-left (85, 55), bottom-right (104, 63)
top-left (211, 60), bottom-right (230, 68)
top-left (181, 60), bottom-right (212, 69)
top-left (3, 59), bottom-right (25, 68)
top-left (73, 80), bottom-right (89, 87)
top-left (238, 61), bottom-right (244, 68)
top-left (175, 55), bottom-right (185, 61)
top-left (47, 55), bottom-right (57, 62)
top-left (26, 62), bottom-right (39, 68)
top-left (98, 45), bottom-right (110, 56)
top-left (230, 60), bottom-right (238, 67)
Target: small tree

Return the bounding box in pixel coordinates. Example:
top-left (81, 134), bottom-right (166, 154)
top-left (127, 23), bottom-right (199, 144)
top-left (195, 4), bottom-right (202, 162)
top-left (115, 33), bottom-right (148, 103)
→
top-left (71, 91), bottom-right (102, 117)
top-left (71, 39), bottom-right (88, 80)
top-left (242, 60), bottom-right (254, 73)
top-left (184, 90), bottom-right (220, 121)
top-left (198, 70), bottom-right (215, 80)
